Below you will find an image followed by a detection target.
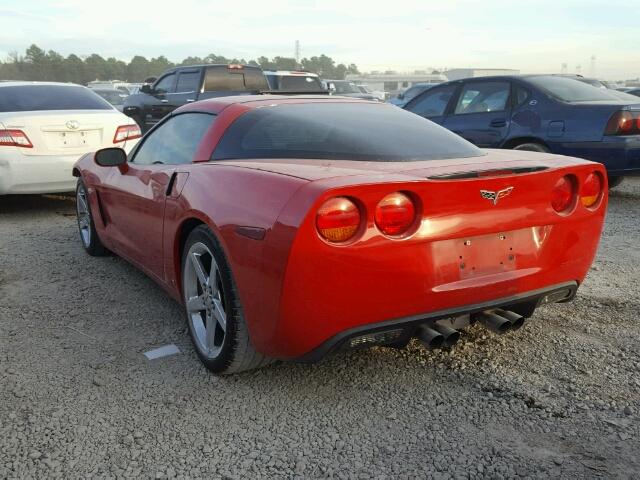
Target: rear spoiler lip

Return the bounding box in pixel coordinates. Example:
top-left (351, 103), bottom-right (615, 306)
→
top-left (427, 166), bottom-right (549, 180)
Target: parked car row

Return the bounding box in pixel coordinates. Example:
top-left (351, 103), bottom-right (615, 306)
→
top-left (2, 71), bottom-right (639, 197)
top-left (0, 70), bottom-right (623, 374)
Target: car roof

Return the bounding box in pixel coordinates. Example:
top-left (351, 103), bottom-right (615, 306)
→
top-left (420, 74), bottom-right (594, 87)
top-left (264, 71), bottom-right (319, 76)
top-left (0, 81), bottom-right (84, 88)
top-left (177, 94), bottom-right (380, 114)
top-left (165, 64), bottom-right (262, 72)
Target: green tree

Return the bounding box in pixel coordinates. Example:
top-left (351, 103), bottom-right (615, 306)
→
top-left (63, 54), bottom-right (85, 83)
top-left (47, 50), bottom-right (66, 82)
top-left (148, 56), bottom-right (174, 77)
top-left (25, 44), bottom-right (48, 80)
top-left (83, 53), bottom-right (108, 83)
top-left (127, 55), bottom-right (150, 82)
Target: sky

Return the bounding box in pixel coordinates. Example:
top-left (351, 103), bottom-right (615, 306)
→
top-left (1, 0), bottom-right (639, 80)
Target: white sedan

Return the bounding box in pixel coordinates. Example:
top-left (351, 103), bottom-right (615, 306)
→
top-left (0, 82), bottom-right (141, 195)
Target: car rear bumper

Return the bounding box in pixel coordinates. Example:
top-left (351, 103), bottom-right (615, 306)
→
top-left (0, 153), bottom-right (79, 194)
top-left (555, 136), bottom-right (640, 176)
top-left (296, 281), bottom-right (578, 362)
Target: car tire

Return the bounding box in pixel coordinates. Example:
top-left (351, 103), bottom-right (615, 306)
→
top-left (76, 179), bottom-right (108, 256)
top-left (512, 142), bottom-right (550, 153)
top-left (181, 225), bottom-right (273, 374)
top-left (608, 175), bottom-right (624, 189)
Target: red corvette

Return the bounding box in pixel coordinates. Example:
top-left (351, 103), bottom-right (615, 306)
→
top-left (73, 96), bottom-right (607, 374)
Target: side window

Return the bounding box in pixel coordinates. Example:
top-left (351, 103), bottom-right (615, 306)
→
top-left (515, 84), bottom-right (530, 105)
top-left (132, 113), bottom-right (215, 165)
top-left (454, 82), bottom-right (510, 114)
top-left (406, 85), bottom-right (457, 118)
top-left (154, 73), bottom-right (176, 94)
top-left (175, 71), bottom-right (201, 93)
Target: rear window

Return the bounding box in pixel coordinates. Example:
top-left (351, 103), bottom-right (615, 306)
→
top-left (203, 66), bottom-right (268, 92)
top-left (274, 75), bottom-right (323, 92)
top-left (0, 85), bottom-right (113, 112)
top-left (527, 76), bottom-right (624, 102)
top-left (212, 103), bottom-right (483, 162)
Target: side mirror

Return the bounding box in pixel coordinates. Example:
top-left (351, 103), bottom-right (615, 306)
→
top-left (140, 84), bottom-right (153, 94)
top-left (397, 92), bottom-right (405, 100)
top-left (95, 147), bottom-right (127, 167)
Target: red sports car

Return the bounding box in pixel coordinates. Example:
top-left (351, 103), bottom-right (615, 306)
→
top-left (73, 96), bottom-right (607, 374)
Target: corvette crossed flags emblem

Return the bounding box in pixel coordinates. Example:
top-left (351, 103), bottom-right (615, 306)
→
top-left (480, 186), bottom-right (514, 206)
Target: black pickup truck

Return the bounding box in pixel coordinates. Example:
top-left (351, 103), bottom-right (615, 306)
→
top-left (123, 64), bottom-right (269, 132)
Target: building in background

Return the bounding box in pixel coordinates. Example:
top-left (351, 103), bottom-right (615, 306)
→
top-left (444, 68), bottom-right (520, 81)
top-left (346, 68), bottom-right (521, 97)
top-left (345, 71), bottom-right (447, 97)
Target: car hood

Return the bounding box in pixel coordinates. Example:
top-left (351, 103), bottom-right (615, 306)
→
top-left (208, 149), bottom-right (595, 182)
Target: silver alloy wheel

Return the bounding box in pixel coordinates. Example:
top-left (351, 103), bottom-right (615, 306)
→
top-left (183, 242), bottom-right (227, 360)
top-left (76, 183), bottom-right (91, 247)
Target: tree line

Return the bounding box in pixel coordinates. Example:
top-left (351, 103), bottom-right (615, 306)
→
top-left (0, 45), bottom-right (360, 85)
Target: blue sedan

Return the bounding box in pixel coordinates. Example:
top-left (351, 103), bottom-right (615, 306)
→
top-left (403, 75), bottom-right (640, 186)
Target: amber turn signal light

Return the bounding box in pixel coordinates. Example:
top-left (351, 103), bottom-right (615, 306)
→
top-left (316, 197), bottom-right (361, 242)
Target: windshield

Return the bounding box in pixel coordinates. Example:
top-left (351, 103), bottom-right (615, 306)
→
top-left (0, 85), bottom-right (113, 112)
top-left (213, 102), bottom-right (483, 162)
top-left (527, 76), bottom-right (625, 102)
top-left (332, 81), bottom-right (360, 94)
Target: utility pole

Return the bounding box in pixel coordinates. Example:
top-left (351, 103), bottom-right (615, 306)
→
top-left (294, 40), bottom-right (300, 67)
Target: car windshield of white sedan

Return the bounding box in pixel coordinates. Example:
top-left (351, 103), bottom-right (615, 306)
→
top-left (527, 76), bottom-right (627, 103)
top-left (212, 103), bottom-right (483, 162)
top-left (0, 85), bottom-right (113, 112)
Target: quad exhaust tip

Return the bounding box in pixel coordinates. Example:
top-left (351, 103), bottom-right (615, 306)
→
top-left (416, 324), bottom-right (461, 349)
top-left (416, 326), bottom-right (444, 349)
top-left (494, 309), bottom-right (525, 330)
top-left (474, 309), bottom-right (525, 334)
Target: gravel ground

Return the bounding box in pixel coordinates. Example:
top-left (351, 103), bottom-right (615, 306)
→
top-left (1, 178), bottom-right (639, 479)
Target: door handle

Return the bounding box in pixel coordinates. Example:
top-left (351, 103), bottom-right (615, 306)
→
top-left (490, 119), bottom-right (507, 127)
top-left (160, 99), bottom-right (168, 103)
top-left (186, 99), bottom-right (195, 102)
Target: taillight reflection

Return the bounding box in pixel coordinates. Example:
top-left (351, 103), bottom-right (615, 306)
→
top-left (113, 124), bottom-right (142, 143)
top-left (581, 172), bottom-right (603, 208)
top-left (605, 111), bottom-right (639, 136)
top-left (316, 197), bottom-right (361, 243)
top-left (375, 192), bottom-right (416, 236)
top-left (551, 175), bottom-right (577, 213)
top-left (0, 129), bottom-right (33, 148)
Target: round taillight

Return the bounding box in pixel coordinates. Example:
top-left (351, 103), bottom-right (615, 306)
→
top-left (551, 175), bottom-right (576, 213)
top-left (316, 197), bottom-right (361, 242)
top-left (581, 172), bottom-right (603, 208)
top-left (375, 192), bottom-right (416, 236)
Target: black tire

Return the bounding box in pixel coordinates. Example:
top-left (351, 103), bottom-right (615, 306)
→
top-left (76, 179), bottom-right (108, 256)
top-left (512, 142), bottom-right (550, 153)
top-left (181, 225), bottom-right (272, 374)
top-left (608, 175), bottom-right (624, 189)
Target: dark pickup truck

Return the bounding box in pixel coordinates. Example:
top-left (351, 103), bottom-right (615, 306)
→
top-left (123, 64), bottom-right (268, 132)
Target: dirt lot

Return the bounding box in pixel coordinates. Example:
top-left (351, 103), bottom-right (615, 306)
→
top-left (1, 179), bottom-right (639, 479)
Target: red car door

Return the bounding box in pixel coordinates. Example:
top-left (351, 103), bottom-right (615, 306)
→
top-left (97, 112), bottom-right (217, 282)
top-left (100, 163), bottom-right (175, 280)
